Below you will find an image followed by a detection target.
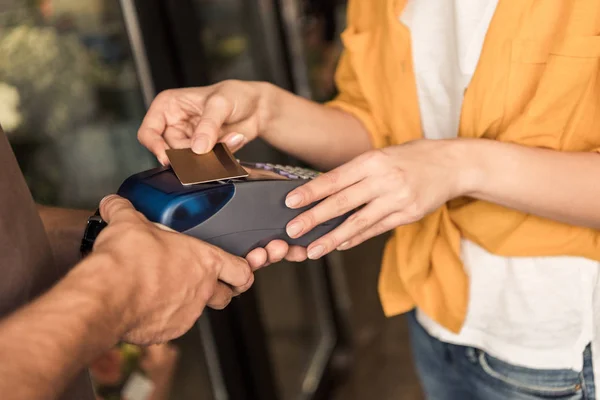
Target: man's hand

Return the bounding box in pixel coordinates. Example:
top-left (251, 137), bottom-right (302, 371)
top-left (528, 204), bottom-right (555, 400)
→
top-left (94, 195), bottom-right (254, 345)
top-left (0, 195), bottom-right (254, 400)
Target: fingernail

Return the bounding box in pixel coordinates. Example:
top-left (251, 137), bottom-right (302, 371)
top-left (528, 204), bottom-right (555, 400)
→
top-left (286, 193), bottom-right (302, 208)
top-left (226, 133), bottom-right (245, 148)
top-left (192, 136), bottom-right (210, 153)
top-left (100, 194), bottom-right (115, 207)
top-left (338, 242), bottom-right (350, 251)
top-left (286, 222), bottom-right (303, 238)
top-left (308, 245), bottom-right (324, 260)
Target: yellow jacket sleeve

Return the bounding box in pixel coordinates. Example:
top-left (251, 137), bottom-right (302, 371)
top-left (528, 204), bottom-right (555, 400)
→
top-left (325, 0), bottom-right (391, 150)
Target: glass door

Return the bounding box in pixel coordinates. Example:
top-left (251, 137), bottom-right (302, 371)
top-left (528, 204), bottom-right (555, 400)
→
top-left (278, 0), bottom-right (348, 102)
top-left (0, 0), bottom-right (157, 207)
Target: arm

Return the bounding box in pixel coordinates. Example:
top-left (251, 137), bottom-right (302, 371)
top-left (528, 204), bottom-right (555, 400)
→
top-left (261, 0), bottom-right (385, 170)
top-left (0, 254), bottom-right (121, 400)
top-left (138, 81), bottom-right (373, 172)
top-left (462, 139), bottom-right (600, 229)
top-left (138, 13), bottom-right (378, 172)
top-left (260, 84), bottom-right (372, 171)
top-left (280, 138), bottom-right (600, 258)
top-left (36, 205), bottom-right (91, 275)
top-left (0, 196), bottom-right (255, 400)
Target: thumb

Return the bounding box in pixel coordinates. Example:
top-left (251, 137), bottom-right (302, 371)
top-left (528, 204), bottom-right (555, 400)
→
top-left (99, 195), bottom-right (139, 224)
top-left (153, 222), bottom-right (177, 232)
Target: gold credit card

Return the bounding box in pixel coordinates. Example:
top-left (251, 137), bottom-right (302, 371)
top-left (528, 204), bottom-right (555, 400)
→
top-left (166, 143), bottom-right (249, 185)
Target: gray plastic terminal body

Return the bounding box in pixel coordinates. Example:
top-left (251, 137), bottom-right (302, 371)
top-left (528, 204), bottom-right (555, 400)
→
top-left (184, 180), bottom-right (348, 257)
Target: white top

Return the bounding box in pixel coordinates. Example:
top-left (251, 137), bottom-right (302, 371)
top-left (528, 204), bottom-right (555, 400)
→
top-left (399, 0), bottom-right (600, 390)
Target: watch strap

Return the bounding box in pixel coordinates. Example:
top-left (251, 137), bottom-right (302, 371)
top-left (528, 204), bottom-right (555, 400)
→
top-left (80, 209), bottom-right (107, 258)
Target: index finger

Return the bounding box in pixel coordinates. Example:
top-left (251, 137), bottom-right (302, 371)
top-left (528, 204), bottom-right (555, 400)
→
top-left (206, 245), bottom-right (254, 291)
top-left (219, 256), bottom-right (254, 295)
top-left (285, 160), bottom-right (365, 209)
top-left (99, 195), bottom-right (143, 224)
top-left (191, 94), bottom-right (234, 154)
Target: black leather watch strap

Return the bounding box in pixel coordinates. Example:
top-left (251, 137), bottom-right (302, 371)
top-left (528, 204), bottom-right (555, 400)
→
top-left (80, 209), bottom-right (107, 258)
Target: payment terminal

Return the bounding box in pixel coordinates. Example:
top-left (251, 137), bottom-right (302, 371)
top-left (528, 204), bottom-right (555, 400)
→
top-left (81, 161), bottom-right (349, 257)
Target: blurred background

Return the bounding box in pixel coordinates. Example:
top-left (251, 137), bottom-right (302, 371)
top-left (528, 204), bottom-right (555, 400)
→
top-left (0, 0), bottom-right (421, 399)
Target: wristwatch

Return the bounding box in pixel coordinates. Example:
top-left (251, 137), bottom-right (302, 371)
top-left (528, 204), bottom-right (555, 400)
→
top-left (80, 209), bottom-right (107, 258)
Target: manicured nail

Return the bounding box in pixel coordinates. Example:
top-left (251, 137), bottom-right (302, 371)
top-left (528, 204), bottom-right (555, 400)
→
top-left (337, 242), bottom-right (350, 251)
top-left (192, 136), bottom-right (210, 153)
top-left (286, 222), bottom-right (303, 238)
top-left (286, 193), bottom-right (302, 208)
top-left (226, 133), bottom-right (245, 148)
top-left (308, 245), bottom-right (324, 259)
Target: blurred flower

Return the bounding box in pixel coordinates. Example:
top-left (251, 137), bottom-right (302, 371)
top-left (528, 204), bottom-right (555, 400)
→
top-left (0, 82), bottom-right (22, 133)
top-left (0, 24), bottom-right (97, 139)
top-left (140, 343), bottom-right (179, 384)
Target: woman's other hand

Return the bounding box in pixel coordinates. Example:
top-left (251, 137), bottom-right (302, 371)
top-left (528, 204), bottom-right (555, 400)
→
top-left (283, 139), bottom-right (477, 259)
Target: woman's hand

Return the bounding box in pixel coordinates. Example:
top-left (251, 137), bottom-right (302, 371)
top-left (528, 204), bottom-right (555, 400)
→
top-left (137, 81), bottom-right (372, 171)
top-left (136, 80), bottom-right (374, 268)
top-left (137, 81), bottom-right (275, 165)
top-left (244, 241), bottom-right (308, 269)
top-left (283, 139), bottom-right (477, 259)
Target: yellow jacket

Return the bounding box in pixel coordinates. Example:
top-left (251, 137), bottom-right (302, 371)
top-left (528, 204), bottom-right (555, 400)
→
top-left (327, 0), bottom-right (600, 332)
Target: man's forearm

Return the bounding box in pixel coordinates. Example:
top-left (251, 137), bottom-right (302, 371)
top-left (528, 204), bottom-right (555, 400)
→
top-left (261, 84), bottom-right (373, 171)
top-left (37, 205), bottom-right (92, 275)
top-left (0, 253), bottom-right (122, 400)
top-left (460, 139), bottom-right (600, 229)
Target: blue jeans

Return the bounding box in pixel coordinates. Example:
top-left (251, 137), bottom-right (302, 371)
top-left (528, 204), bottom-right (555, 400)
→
top-left (406, 311), bottom-right (596, 399)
